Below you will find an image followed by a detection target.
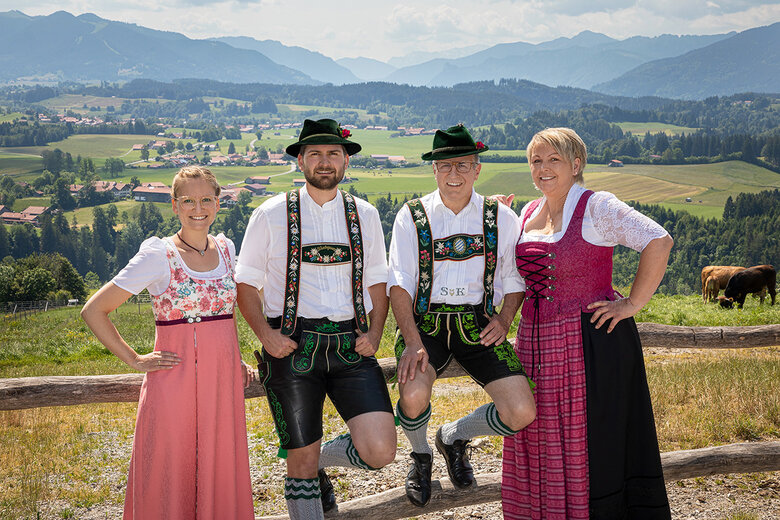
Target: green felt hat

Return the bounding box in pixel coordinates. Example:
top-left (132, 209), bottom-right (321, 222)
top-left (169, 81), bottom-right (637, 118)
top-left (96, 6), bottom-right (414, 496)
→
top-left (421, 124), bottom-right (489, 161)
top-left (285, 118), bottom-right (361, 157)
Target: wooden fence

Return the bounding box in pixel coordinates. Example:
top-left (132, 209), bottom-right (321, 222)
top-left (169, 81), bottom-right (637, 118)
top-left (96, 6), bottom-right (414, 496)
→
top-left (1, 322), bottom-right (779, 519)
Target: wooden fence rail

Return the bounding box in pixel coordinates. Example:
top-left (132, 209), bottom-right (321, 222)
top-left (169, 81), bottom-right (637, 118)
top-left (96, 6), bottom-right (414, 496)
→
top-left (257, 441), bottom-right (780, 520)
top-left (1, 322), bottom-right (779, 519)
top-left (1, 323), bottom-right (779, 411)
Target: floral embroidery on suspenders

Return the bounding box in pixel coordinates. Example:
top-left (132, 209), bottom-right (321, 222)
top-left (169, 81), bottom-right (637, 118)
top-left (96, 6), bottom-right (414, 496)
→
top-left (433, 234), bottom-right (484, 261)
top-left (406, 199), bottom-right (433, 316)
top-left (407, 197), bottom-right (499, 317)
top-left (282, 190), bottom-right (302, 335)
top-left (301, 243), bottom-right (352, 264)
top-left (281, 190), bottom-right (368, 336)
top-left (343, 191), bottom-right (369, 333)
top-left (482, 197), bottom-right (498, 317)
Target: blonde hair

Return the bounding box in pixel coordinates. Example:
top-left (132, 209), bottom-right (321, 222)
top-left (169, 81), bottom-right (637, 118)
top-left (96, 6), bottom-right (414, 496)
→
top-left (171, 166), bottom-right (221, 198)
top-left (527, 127), bottom-right (587, 186)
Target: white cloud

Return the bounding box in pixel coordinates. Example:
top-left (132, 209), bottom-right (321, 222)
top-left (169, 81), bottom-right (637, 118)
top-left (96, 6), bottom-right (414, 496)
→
top-left (1, 0), bottom-right (779, 61)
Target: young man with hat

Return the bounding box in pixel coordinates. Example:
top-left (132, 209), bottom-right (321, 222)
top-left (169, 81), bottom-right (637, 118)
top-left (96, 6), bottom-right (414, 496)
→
top-left (236, 119), bottom-right (396, 519)
top-left (388, 124), bottom-right (536, 507)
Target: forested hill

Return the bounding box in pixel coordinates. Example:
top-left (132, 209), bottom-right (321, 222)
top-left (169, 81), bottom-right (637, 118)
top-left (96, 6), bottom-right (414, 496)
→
top-left (78, 78), bottom-right (672, 126)
top-left (612, 190), bottom-right (780, 294)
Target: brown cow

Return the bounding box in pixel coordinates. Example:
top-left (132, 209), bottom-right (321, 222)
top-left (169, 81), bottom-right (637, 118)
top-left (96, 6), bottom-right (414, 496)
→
top-left (723, 265), bottom-right (777, 308)
top-left (700, 265), bottom-right (745, 302)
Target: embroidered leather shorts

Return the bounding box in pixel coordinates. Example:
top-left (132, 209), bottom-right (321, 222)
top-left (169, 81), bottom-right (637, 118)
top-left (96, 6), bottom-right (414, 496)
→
top-left (257, 317), bottom-right (393, 450)
top-left (394, 304), bottom-right (527, 387)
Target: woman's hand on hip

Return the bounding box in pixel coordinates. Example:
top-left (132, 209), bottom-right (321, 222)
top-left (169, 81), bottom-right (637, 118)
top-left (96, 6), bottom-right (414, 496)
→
top-left (586, 297), bottom-right (640, 333)
top-left (131, 350), bottom-right (181, 372)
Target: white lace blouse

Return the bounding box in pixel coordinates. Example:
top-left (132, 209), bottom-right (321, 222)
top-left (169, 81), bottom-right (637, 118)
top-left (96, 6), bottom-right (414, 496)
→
top-left (517, 184), bottom-right (670, 252)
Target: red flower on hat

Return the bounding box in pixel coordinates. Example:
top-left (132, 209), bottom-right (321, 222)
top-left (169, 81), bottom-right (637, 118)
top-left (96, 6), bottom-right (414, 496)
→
top-left (476, 141), bottom-right (485, 150)
top-left (341, 128), bottom-right (351, 138)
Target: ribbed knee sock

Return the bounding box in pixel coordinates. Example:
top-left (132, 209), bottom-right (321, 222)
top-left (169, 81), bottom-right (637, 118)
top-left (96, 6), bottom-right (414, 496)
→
top-left (318, 433), bottom-right (376, 470)
top-left (440, 402), bottom-right (518, 443)
top-left (397, 402), bottom-right (433, 455)
top-left (284, 476), bottom-right (324, 520)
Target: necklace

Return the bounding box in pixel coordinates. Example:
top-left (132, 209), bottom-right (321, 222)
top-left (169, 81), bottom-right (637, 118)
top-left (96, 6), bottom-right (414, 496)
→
top-left (177, 232), bottom-right (208, 256)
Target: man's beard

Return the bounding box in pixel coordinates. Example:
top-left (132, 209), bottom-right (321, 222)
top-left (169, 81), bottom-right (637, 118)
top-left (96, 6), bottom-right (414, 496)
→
top-left (303, 165), bottom-right (345, 190)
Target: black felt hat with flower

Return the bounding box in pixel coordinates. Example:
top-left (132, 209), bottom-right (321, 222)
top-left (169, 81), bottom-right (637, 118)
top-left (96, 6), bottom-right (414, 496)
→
top-left (285, 118), bottom-right (361, 157)
top-left (421, 123), bottom-right (488, 161)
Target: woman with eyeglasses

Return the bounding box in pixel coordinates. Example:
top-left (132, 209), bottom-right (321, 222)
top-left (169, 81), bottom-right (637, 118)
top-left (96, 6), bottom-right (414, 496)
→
top-left (81, 166), bottom-right (254, 519)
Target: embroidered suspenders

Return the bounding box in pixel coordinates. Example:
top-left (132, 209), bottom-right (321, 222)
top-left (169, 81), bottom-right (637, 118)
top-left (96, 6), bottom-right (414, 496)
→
top-left (281, 190), bottom-right (368, 335)
top-left (406, 197), bottom-right (499, 317)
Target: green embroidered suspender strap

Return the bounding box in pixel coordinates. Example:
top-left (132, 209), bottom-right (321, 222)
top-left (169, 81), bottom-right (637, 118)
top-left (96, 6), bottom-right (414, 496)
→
top-left (406, 196), bottom-right (499, 317)
top-left (481, 197), bottom-right (498, 317)
top-left (281, 190), bottom-right (368, 336)
top-left (406, 199), bottom-right (434, 316)
top-left (342, 191), bottom-right (369, 333)
top-left (282, 190), bottom-right (303, 335)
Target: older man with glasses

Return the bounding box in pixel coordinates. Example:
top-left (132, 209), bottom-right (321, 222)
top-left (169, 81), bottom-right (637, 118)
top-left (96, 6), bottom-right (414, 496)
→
top-left (387, 124), bottom-right (536, 508)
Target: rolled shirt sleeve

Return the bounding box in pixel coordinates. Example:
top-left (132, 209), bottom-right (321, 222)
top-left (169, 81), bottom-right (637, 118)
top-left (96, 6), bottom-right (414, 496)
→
top-left (360, 203), bottom-right (389, 289)
top-left (387, 204), bottom-right (419, 300)
top-left (235, 205), bottom-right (271, 290)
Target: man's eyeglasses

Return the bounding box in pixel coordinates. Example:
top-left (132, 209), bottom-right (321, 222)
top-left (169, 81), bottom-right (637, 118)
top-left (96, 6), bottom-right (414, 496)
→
top-left (176, 196), bottom-right (217, 209)
top-left (434, 162), bottom-right (477, 174)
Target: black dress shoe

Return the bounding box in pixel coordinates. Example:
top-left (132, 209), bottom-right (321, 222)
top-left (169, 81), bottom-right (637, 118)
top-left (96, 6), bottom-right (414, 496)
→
top-left (318, 469), bottom-right (337, 513)
top-left (435, 427), bottom-right (474, 489)
top-left (405, 452), bottom-right (433, 507)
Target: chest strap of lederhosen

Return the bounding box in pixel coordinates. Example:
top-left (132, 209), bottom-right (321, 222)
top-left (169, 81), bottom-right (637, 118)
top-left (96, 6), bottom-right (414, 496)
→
top-left (281, 189), bottom-right (368, 336)
top-left (407, 197), bottom-right (499, 317)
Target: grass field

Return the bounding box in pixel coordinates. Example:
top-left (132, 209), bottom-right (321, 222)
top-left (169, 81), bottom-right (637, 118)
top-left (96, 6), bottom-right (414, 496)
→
top-left (2, 127), bottom-right (780, 222)
top-left (0, 153), bottom-right (43, 176)
top-left (0, 112), bottom-right (26, 123)
top-left (39, 94), bottom-right (129, 114)
top-left (616, 122), bottom-right (700, 136)
top-left (0, 294), bottom-right (778, 518)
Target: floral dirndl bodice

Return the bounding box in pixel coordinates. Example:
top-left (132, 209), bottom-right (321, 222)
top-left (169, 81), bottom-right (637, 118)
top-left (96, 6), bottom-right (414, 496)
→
top-left (151, 235), bottom-right (236, 322)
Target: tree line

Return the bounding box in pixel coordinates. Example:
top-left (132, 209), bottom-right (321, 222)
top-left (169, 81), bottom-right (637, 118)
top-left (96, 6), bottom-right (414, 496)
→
top-left (1, 188), bottom-right (778, 302)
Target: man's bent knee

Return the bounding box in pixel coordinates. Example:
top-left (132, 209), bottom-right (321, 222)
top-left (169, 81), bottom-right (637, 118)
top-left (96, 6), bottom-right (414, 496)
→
top-left (356, 439), bottom-right (397, 469)
top-left (497, 399), bottom-right (536, 432)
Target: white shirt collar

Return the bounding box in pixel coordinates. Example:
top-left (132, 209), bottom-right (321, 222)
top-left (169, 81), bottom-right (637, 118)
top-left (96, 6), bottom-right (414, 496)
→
top-left (299, 184), bottom-right (342, 212)
top-left (432, 189), bottom-right (481, 216)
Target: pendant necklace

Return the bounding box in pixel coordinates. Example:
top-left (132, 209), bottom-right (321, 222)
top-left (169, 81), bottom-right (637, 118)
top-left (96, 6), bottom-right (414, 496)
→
top-left (177, 232), bottom-right (207, 256)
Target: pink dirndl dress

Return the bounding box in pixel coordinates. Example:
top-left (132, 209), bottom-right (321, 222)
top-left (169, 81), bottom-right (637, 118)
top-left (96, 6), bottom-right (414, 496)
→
top-left (502, 190), bottom-right (670, 519)
top-left (123, 235), bottom-right (254, 520)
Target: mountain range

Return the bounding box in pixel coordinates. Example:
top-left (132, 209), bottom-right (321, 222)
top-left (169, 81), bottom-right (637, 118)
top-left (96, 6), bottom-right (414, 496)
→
top-left (0, 10), bottom-right (778, 99)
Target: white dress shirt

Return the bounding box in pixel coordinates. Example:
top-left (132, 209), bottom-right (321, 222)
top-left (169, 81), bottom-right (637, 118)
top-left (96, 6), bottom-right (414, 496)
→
top-left (235, 185), bottom-right (388, 321)
top-left (388, 189), bottom-right (524, 306)
top-left (112, 234), bottom-right (234, 296)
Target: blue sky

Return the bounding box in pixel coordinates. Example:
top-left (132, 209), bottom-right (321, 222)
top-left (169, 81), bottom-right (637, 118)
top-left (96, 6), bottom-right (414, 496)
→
top-left (2, 1), bottom-right (779, 61)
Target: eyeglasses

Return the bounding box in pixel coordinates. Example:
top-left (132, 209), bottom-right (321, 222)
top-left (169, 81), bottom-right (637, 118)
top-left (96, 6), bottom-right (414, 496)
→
top-left (176, 196), bottom-right (217, 209)
top-left (434, 161), bottom-right (477, 174)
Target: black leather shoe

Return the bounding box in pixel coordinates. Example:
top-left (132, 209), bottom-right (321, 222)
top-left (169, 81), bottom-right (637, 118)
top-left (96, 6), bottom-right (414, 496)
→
top-left (318, 469), bottom-right (337, 513)
top-left (405, 452), bottom-right (433, 507)
top-left (435, 427), bottom-right (474, 488)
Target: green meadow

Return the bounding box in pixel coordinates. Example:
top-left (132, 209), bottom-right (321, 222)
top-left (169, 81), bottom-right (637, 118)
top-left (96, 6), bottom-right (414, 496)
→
top-left (616, 121), bottom-right (700, 136)
top-left (2, 128), bottom-right (780, 223)
top-left (0, 112), bottom-right (26, 123)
